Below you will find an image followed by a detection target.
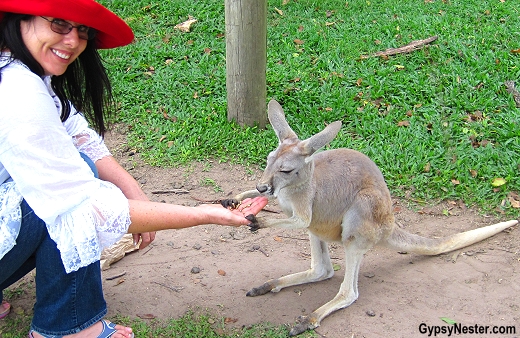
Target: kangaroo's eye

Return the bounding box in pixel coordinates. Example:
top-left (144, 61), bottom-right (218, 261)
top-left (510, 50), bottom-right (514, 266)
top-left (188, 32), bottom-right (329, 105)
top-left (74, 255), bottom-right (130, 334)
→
top-left (280, 169), bottom-right (294, 174)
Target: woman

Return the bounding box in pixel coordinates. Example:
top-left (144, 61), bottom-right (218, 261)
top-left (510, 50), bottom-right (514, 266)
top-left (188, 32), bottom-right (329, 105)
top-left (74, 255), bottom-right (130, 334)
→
top-left (0, 1), bottom-right (267, 337)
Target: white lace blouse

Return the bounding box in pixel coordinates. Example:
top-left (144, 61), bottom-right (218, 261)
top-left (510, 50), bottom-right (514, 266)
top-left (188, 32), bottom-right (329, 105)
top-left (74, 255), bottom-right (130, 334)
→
top-left (0, 53), bottom-right (131, 273)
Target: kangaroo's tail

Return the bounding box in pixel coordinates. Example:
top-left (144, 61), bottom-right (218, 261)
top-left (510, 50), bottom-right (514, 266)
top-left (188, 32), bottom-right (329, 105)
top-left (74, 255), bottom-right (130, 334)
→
top-left (383, 220), bottom-right (517, 255)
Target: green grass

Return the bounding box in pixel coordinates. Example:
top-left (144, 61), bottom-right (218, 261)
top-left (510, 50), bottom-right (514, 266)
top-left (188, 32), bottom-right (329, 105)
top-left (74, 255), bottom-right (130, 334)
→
top-left (1, 310), bottom-right (313, 338)
top-left (99, 0), bottom-right (520, 215)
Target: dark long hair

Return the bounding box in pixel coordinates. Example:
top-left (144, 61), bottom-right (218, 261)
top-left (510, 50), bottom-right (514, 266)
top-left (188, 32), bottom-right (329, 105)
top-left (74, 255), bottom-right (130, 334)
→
top-left (0, 13), bottom-right (113, 136)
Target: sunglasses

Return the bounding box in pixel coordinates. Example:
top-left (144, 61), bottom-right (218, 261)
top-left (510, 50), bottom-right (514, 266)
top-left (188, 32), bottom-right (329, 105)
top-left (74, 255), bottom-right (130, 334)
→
top-left (40, 16), bottom-right (97, 41)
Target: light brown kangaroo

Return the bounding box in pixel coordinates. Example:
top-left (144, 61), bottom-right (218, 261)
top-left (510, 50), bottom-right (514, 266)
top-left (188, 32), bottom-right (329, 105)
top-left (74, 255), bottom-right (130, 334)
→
top-left (225, 99), bottom-right (518, 336)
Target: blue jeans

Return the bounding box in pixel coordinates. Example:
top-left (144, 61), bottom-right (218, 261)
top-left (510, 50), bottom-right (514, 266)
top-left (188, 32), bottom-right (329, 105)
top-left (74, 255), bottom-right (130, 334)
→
top-left (0, 153), bottom-right (107, 336)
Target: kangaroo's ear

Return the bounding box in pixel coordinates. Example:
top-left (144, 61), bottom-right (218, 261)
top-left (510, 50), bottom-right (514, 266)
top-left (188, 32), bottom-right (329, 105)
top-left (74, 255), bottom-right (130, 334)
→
top-left (301, 121), bottom-right (342, 156)
top-left (268, 100), bottom-right (298, 142)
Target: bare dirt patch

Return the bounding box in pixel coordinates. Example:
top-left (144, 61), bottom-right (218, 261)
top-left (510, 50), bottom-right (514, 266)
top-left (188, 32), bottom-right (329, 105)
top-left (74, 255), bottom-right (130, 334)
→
top-left (4, 125), bottom-right (520, 337)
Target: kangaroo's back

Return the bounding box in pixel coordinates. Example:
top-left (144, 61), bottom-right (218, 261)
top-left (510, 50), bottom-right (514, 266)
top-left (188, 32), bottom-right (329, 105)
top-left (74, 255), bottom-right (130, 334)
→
top-left (309, 148), bottom-right (394, 242)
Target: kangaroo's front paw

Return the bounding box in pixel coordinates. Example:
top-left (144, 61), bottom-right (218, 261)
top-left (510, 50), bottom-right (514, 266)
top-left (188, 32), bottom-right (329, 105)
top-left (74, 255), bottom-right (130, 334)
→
top-left (245, 214), bottom-right (261, 231)
top-left (220, 198), bottom-right (240, 209)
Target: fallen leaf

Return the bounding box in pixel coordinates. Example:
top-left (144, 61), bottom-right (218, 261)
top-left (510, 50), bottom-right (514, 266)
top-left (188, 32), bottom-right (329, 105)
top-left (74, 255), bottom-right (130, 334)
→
top-left (333, 264), bottom-right (341, 271)
top-left (204, 48), bottom-right (212, 54)
top-left (274, 7), bottom-right (283, 15)
top-left (423, 162), bottom-right (431, 173)
top-left (491, 177), bottom-right (506, 187)
top-left (218, 269), bottom-right (226, 276)
top-left (137, 313), bottom-right (156, 319)
top-left (294, 39), bottom-right (304, 45)
top-left (451, 179), bottom-right (460, 185)
top-left (174, 16), bottom-right (197, 32)
top-left (469, 169), bottom-right (477, 178)
top-left (397, 120), bottom-right (410, 127)
top-left (274, 236), bottom-right (283, 242)
top-left (224, 317), bottom-right (238, 324)
top-left (508, 192), bottom-right (520, 208)
top-left (511, 49), bottom-right (520, 54)
top-left (440, 317), bottom-right (457, 325)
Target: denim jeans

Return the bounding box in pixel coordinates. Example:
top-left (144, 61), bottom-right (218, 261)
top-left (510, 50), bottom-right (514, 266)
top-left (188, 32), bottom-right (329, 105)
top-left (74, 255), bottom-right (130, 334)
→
top-left (0, 153), bottom-right (107, 336)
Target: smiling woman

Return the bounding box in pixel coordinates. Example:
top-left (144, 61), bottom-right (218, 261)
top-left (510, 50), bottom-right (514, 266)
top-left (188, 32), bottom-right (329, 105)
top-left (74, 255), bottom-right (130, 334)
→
top-left (20, 16), bottom-right (88, 76)
top-left (0, 0), bottom-right (267, 338)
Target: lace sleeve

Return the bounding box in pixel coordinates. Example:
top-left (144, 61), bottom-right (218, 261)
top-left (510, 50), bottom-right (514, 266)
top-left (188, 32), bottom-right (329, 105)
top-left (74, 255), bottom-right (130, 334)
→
top-left (46, 180), bottom-right (131, 273)
top-left (72, 129), bottom-right (111, 162)
top-left (0, 181), bottom-right (23, 261)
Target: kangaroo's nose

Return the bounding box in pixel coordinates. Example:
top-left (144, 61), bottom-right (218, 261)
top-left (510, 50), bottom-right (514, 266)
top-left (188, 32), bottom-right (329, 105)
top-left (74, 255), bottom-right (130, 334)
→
top-left (256, 184), bottom-right (269, 193)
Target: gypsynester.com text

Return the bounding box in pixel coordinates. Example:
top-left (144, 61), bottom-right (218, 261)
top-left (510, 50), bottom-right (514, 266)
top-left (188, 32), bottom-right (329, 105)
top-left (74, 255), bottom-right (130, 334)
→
top-left (419, 322), bottom-right (516, 337)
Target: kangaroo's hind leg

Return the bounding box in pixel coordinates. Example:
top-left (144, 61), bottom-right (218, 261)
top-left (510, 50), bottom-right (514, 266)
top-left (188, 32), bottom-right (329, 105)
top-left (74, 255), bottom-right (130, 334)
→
top-left (288, 238), bottom-right (370, 336)
top-left (246, 233), bottom-right (335, 296)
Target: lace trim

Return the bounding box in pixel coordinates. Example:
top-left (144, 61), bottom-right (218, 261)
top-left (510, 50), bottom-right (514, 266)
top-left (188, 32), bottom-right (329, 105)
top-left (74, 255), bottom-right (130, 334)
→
top-left (0, 182), bottom-right (23, 261)
top-left (48, 180), bottom-right (131, 273)
top-left (72, 129), bottom-right (111, 162)
top-left (0, 180), bottom-right (130, 273)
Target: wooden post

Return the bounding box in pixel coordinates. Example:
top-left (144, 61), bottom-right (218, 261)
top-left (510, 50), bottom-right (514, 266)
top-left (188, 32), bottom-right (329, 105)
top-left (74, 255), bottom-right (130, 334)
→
top-left (224, 0), bottom-right (267, 129)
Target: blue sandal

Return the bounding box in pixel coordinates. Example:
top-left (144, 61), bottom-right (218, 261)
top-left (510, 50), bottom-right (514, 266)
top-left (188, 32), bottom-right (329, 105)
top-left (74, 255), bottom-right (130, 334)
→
top-left (98, 320), bottom-right (135, 338)
top-left (28, 320), bottom-right (134, 338)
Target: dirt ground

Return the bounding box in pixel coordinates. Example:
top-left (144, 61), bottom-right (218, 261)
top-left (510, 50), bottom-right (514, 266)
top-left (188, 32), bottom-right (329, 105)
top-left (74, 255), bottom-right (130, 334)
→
top-left (4, 125), bottom-right (520, 337)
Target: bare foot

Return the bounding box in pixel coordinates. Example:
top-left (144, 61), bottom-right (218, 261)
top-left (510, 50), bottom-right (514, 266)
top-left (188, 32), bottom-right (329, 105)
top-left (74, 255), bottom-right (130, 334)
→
top-left (30, 320), bottom-right (133, 338)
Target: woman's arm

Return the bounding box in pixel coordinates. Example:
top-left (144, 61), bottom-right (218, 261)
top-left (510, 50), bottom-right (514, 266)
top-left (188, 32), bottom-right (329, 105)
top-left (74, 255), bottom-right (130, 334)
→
top-left (95, 155), bottom-right (267, 243)
top-left (95, 155), bottom-right (155, 248)
top-left (127, 196), bottom-right (267, 233)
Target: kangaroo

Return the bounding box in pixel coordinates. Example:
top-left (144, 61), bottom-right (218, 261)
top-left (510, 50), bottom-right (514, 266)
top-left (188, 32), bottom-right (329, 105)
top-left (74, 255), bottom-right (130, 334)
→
top-left (222, 99), bottom-right (518, 336)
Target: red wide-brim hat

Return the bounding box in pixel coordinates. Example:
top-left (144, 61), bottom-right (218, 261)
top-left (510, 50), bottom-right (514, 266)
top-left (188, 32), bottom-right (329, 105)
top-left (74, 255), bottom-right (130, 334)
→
top-left (0, 0), bottom-right (134, 49)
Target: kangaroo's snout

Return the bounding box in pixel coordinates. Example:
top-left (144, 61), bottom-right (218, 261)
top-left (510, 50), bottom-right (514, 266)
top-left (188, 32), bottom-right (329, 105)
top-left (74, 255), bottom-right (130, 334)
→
top-left (256, 184), bottom-right (270, 194)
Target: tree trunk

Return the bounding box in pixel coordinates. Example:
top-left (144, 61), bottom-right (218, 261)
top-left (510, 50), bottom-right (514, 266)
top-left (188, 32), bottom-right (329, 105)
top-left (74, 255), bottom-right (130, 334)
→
top-left (225, 0), bottom-right (267, 129)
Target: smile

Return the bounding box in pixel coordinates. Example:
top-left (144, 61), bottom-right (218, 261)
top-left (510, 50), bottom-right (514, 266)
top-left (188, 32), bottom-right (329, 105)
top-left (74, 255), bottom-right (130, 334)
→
top-left (52, 49), bottom-right (71, 60)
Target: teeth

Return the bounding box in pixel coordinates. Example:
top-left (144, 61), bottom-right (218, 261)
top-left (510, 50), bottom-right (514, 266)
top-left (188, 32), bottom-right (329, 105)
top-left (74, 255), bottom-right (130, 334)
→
top-left (52, 49), bottom-right (71, 60)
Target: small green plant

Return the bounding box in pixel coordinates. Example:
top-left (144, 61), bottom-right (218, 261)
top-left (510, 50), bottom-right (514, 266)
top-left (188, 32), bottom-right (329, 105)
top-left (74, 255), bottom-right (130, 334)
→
top-left (200, 177), bottom-right (223, 193)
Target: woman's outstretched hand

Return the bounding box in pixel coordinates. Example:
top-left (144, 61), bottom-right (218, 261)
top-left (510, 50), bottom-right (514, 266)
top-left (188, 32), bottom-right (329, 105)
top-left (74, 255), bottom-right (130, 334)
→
top-left (198, 196), bottom-right (268, 227)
